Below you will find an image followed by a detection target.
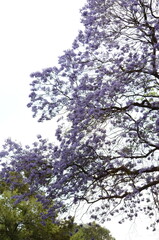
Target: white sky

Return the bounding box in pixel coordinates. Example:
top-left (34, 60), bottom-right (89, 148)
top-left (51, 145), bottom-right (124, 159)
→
top-left (0, 0), bottom-right (85, 145)
top-left (0, 1), bottom-right (158, 239)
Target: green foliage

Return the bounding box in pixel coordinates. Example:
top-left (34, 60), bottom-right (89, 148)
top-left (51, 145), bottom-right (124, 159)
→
top-left (0, 185), bottom-right (73, 240)
top-left (0, 178), bottom-right (116, 240)
top-left (71, 222), bottom-right (116, 240)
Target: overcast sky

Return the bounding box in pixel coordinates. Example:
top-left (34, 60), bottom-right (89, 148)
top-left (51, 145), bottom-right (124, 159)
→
top-left (0, 0), bottom-right (85, 145)
top-left (0, 1), bottom-right (158, 240)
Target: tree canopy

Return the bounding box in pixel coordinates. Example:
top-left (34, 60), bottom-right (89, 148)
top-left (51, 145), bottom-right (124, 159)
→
top-left (70, 222), bottom-right (115, 240)
top-left (0, 0), bottom-right (159, 231)
top-left (0, 180), bottom-right (74, 240)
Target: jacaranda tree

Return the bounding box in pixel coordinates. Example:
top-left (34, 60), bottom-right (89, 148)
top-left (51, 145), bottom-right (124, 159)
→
top-left (1, 0), bottom-right (159, 230)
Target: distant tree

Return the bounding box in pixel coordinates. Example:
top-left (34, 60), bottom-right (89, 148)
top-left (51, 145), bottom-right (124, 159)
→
top-left (0, 178), bottom-right (73, 240)
top-left (1, 0), bottom-right (159, 231)
top-left (70, 222), bottom-right (115, 240)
